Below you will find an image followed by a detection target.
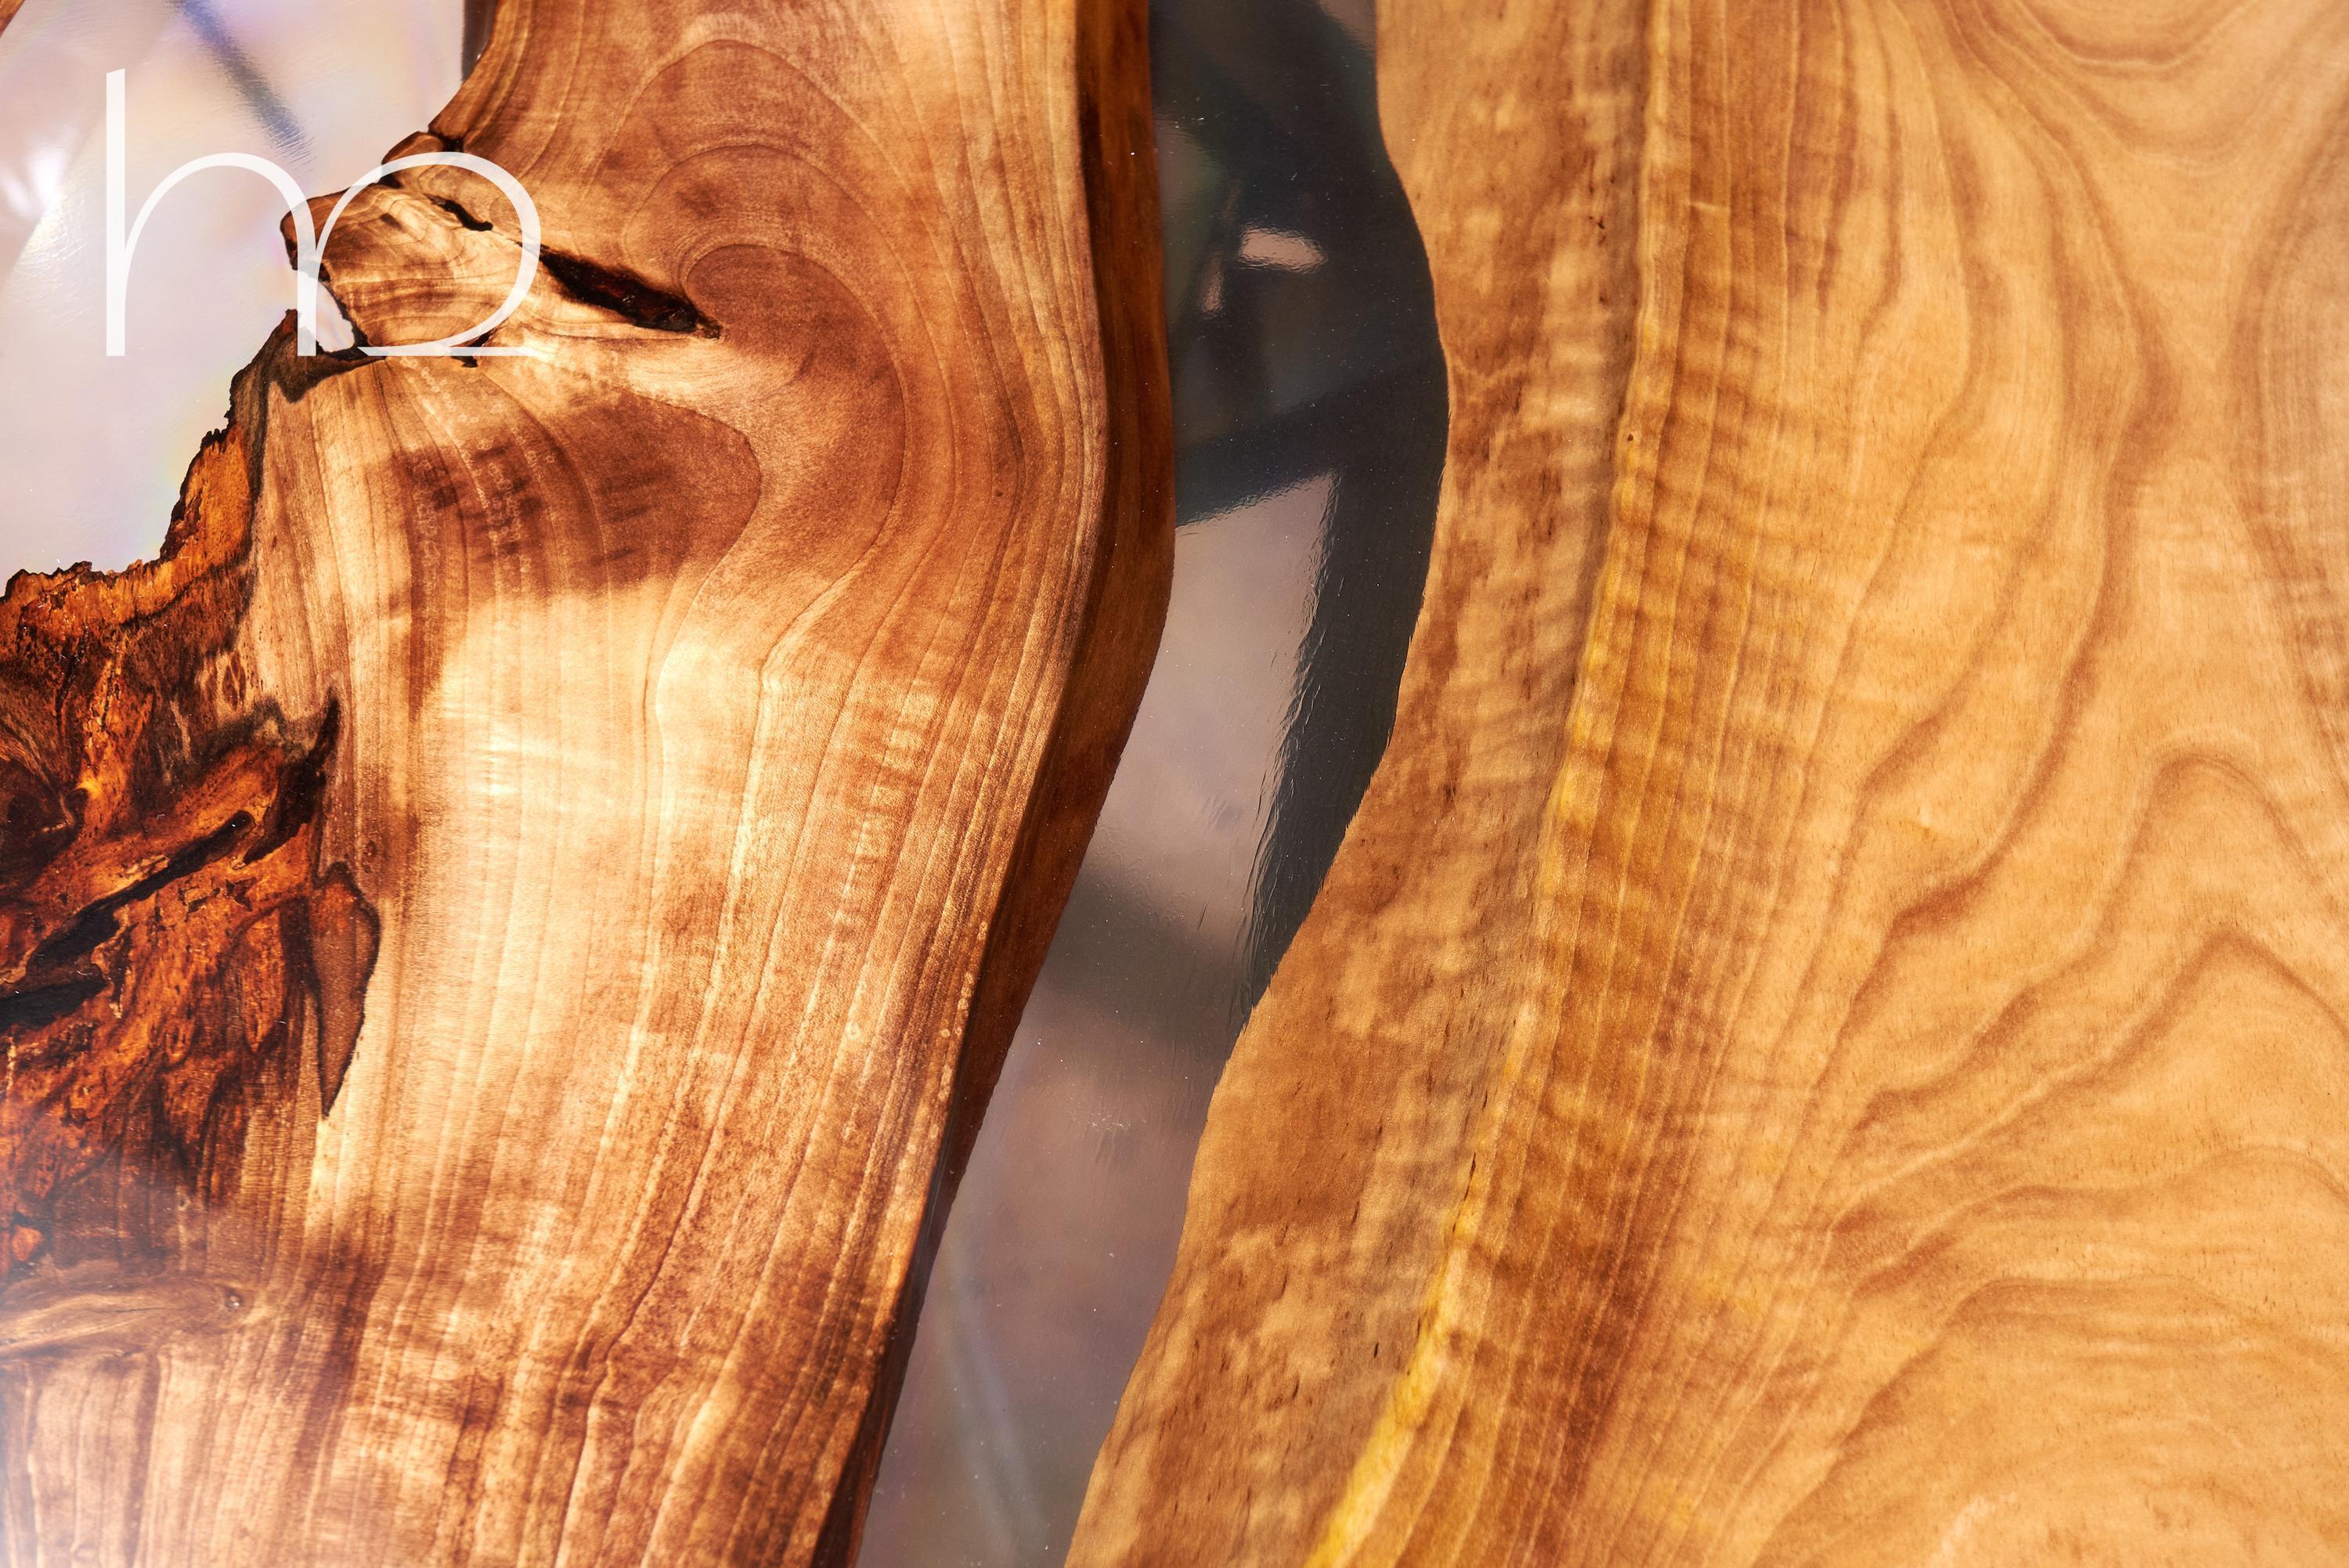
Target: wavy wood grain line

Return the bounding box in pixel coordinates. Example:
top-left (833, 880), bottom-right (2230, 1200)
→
top-left (1068, 0), bottom-right (1646, 1559)
top-left (1075, 0), bottom-right (2349, 1563)
top-left (0, 0), bottom-right (1167, 1563)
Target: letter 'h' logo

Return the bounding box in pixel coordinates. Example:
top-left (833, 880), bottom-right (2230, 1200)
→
top-left (105, 68), bottom-right (543, 358)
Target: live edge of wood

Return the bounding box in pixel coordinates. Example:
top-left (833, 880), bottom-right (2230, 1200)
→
top-left (0, 1), bottom-right (1168, 1564)
top-left (1076, 0), bottom-right (2349, 1565)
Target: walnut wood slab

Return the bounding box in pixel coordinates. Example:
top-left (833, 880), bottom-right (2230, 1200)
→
top-left (0, 1), bottom-right (1168, 1563)
top-left (1073, 0), bottom-right (2349, 1563)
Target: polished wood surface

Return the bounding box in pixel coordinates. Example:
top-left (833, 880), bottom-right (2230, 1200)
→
top-left (0, 0), bottom-right (1167, 1562)
top-left (1076, 0), bottom-right (2349, 1563)
top-left (1069, 0), bottom-right (1640, 1558)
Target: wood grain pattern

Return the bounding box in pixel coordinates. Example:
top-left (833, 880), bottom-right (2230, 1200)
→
top-left (1075, 0), bottom-right (2349, 1563)
top-left (0, 0), bottom-right (1167, 1563)
top-left (1069, 0), bottom-right (1643, 1559)
top-left (0, 421), bottom-right (378, 1289)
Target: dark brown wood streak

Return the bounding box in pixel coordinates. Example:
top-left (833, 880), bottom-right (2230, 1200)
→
top-left (0, 0), bottom-right (1167, 1563)
top-left (0, 363), bottom-right (379, 1289)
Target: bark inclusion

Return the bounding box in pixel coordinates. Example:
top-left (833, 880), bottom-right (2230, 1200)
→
top-left (0, 356), bottom-right (379, 1286)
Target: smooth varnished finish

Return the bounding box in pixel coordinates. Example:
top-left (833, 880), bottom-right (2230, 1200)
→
top-left (0, 0), bottom-right (1168, 1562)
top-left (1077, 0), bottom-right (2349, 1563)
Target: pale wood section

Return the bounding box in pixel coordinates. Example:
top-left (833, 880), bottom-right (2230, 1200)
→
top-left (0, 1), bottom-right (1167, 1564)
top-left (1076, 0), bottom-right (2349, 1563)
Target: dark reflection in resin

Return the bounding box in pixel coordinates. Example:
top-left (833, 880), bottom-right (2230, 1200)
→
top-left (861, 0), bottom-right (1446, 1561)
top-left (1162, 0), bottom-right (1449, 1004)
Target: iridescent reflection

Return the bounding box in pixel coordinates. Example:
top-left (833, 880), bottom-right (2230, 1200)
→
top-left (0, 0), bottom-right (460, 573)
top-left (861, 1), bottom-right (1446, 1561)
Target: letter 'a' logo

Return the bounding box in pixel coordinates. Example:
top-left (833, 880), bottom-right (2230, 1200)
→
top-left (104, 68), bottom-right (542, 358)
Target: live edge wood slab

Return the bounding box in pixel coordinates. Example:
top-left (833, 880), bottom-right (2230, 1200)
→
top-left (0, 1), bottom-right (1167, 1563)
top-left (1075, 0), bottom-right (2349, 1564)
